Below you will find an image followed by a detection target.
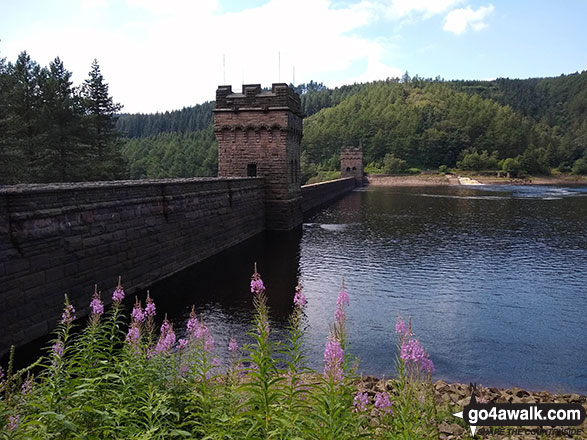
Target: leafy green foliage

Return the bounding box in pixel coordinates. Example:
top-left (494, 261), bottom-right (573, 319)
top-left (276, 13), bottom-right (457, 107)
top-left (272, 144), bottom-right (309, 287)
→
top-left (383, 153), bottom-right (408, 174)
top-left (0, 271), bottom-right (450, 440)
top-left (501, 157), bottom-right (523, 177)
top-left (456, 150), bottom-right (499, 171)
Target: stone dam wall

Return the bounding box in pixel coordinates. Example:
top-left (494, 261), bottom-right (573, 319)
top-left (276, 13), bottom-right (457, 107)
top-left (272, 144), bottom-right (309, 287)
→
top-left (0, 178), bottom-right (266, 356)
top-left (0, 176), bottom-right (356, 356)
top-left (301, 177), bottom-right (356, 213)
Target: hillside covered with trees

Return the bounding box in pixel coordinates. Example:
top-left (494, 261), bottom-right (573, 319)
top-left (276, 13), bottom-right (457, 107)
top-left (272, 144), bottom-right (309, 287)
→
top-left (119, 73), bottom-right (587, 181)
top-left (302, 77), bottom-right (586, 175)
top-left (1, 48), bottom-right (586, 185)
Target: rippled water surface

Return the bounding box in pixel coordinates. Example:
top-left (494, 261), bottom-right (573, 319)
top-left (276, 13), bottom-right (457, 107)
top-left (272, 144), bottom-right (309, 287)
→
top-left (14, 184), bottom-right (587, 393)
top-left (148, 184), bottom-right (587, 394)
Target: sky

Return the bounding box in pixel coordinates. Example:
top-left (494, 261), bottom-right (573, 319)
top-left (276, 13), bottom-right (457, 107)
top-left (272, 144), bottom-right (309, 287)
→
top-left (1, 0), bottom-right (586, 113)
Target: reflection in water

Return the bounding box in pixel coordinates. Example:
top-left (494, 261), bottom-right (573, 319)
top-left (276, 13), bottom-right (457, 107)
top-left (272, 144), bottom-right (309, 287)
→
top-left (6, 185), bottom-right (587, 393)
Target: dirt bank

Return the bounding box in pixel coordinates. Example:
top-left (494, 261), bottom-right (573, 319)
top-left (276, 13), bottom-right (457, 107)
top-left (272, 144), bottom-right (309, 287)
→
top-left (366, 174), bottom-right (452, 186)
top-left (366, 173), bottom-right (587, 187)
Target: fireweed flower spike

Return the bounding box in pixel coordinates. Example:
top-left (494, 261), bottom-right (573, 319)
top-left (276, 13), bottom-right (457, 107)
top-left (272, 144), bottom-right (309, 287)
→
top-left (61, 295), bottom-right (76, 325)
top-left (112, 276), bottom-right (125, 303)
top-left (52, 340), bottom-right (64, 357)
top-left (337, 278), bottom-right (349, 308)
top-left (21, 374), bottom-right (33, 395)
top-left (145, 291), bottom-right (156, 318)
top-left (228, 337), bottom-right (238, 352)
top-left (374, 391), bottom-right (393, 415)
top-left (155, 315), bottom-right (176, 354)
top-left (6, 414), bottom-right (19, 432)
top-left (395, 314), bottom-right (407, 336)
top-left (353, 391), bottom-right (369, 412)
top-left (89, 285), bottom-right (104, 321)
top-left (195, 321), bottom-right (214, 351)
top-left (126, 325), bottom-right (140, 347)
top-left (250, 262), bottom-right (265, 295)
top-left (400, 337), bottom-right (434, 374)
top-left (293, 280), bottom-right (307, 308)
top-left (187, 306), bottom-right (198, 338)
top-left (323, 336), bottom-right (344, 383)
top-left (131, 297), bottom-right (145, 323)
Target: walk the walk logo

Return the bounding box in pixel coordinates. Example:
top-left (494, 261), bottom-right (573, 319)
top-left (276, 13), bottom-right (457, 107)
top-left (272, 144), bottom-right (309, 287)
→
top-left (453, 383), bottom-right (586, 437)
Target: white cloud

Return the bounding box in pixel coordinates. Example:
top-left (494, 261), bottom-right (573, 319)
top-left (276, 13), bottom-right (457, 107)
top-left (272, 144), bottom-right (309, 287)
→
top-left (3, 0), bottom-right (407, 112)
top-left (82, 0), bottom-right (108, 8)
top-left (364, 0), bottom-right (465, 21)
top-left (443, 4), bottom-right (494, 35)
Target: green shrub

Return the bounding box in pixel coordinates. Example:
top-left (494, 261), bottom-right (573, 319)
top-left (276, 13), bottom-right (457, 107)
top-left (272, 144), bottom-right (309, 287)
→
top-left (305, 170), bottom-right (341, 184)
top-left (557, 162), bottom-right (572, 173)
top-left (407, 168), bottom-right (421, 174)
top-left (364, 162), bottom-right (384, 174)
top-left (383, 153), bottom-right (408, 174)
top-left (502, 157), bottom-right (523, 177)
top-left (572, 157), bottom-right (587, 175)
top-left (438, 165), bottom-right (449, 174)
top-left (456, 150), bottom-right (499, 171)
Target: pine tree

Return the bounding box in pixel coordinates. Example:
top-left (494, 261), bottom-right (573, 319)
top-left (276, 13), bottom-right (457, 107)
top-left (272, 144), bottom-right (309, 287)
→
top-left (80, 59), bottom-right (125, 180)
top-left (38, 57), bottom-right (83, 181)
top-left (0, 50), bottom-right (14, 183)
top-left (6, 51), bottom-right (45, 182)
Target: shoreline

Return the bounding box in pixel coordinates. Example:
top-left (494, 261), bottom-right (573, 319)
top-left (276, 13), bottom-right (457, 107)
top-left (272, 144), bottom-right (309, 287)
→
top-left (366, 173), bottom-right (587, 186)
top-left (358, 377), bottom-right (587, 439)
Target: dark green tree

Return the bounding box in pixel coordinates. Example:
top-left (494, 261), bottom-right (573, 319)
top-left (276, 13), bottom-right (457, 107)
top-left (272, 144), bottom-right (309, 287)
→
top-left (80, 59), bottom-right (125, 180)
top-left (5, 51), bottom-right (44, 182)
top-left (38, 57), bottom-right (83, 181)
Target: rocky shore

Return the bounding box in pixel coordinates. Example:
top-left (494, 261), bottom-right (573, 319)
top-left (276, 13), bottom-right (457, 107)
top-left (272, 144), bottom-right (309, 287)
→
top-left (358, 377), bottom-right (587, 439)
top-left (366, 173), bottom-right (587, 187)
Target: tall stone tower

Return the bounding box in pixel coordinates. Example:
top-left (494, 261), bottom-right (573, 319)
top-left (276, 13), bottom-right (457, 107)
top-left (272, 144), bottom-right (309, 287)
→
top-left (214, 83), bottom-right (303, 231)
top-left (340, 147), bottom-right (363, 186)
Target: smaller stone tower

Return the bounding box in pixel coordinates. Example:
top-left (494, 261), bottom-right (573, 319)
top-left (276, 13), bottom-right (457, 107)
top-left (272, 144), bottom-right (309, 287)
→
top-left (214, 83), bottom-right (303, 230)
top-left (340, 147), bottom-right (363, 186)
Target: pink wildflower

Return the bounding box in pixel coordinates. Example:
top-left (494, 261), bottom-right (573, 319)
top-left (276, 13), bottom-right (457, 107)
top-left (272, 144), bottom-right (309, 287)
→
top-left (6, 414), bottom-right (19, 432)
top-left (177, 338), bottom-right (188, 351)
top-left (131, 298), bottom-right (145, 323)
top-left (395, 315), bottom-right (407, 335)
top-left (155, 316), bottom-right (176, 354)
top-left (21, 375), bottom-right (33, 395)
top-left (89, 286), bottom-right (104, 318)
top-left (187, 306), bottom-right (198, 338)
top-left (401, 337), bottom-right (434, 374)
top-left (112, 276), bottom-right (125, 303)
top-left (228, 337), bottom-right (238, 352)
top-left (126, 325), bottom-right (140, 347)
top-left (61, 303), bottom-right (75, 325)
top-left (374, 392), bottom-right (393, 415)
top-left (52, 340), bottom-right (64, 357)
top-left (337, 287), bottom-right (349, 308)
top-left (323, 336), bottom-right (344, 383)
top-left (353, 392), bottom-right (369, 412)
top-left (145, 291), bottom-right (156, 318)
top-left (293, 281), bottom-right (307, 308)
top-left (250, 264), bottom-right (265, 294)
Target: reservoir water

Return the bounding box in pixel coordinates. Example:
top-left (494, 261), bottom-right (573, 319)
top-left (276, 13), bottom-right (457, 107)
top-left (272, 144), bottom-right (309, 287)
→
top-left (10, 184), bottom-right (587, 394)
